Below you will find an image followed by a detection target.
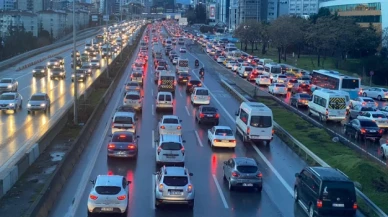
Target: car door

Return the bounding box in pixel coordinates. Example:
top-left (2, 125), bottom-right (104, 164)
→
top-left (298, 170), bottom-right (312, 205)
top-left (208, 126), bottom-right (215, 141)
top-left (350, 120), bottom-right (360, 135)
top-left (224, 159), bottom-right (234, 179)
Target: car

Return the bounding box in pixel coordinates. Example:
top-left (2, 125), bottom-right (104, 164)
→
top-left (179, 47), bottom-right (186, 53)
top-left (123, 91), bottom-right (143, 111)
top-left (290, 93), bottom-right (311, 108)
top-left (130, 72), bottom-right (144, 85)
top-left (90, 59), bottom-right (101, 69)
top-left (195, 105), bottom-right (219, 125)
top-left (237, 66), bottom-right (253, 78)
top-left (357, 111), bottom-right (388, 128)
top-left (158, 115), bottom-right (182, 135)
top-left (350, 97), bottom-right (377, 109)
top-left (111, 111), bottom-right (137, 134)
top-left (291, 83), bottom-right (310, 94)
top-left (124, 81), bottom-right (141, 92)
top-left (155, 92), bottom-right (173, 111)
top-left (349, 105), bottom-right (376, 119)
top-left (207, 126), bottom-right (236, 148)
top-left (107, 131), bottom-right (139, 158)
top-left (80, 64), bottom-right (93, 76)
top-left (172, 57), bottom-right (179, 65)
top-left (153, 166), bottom-right (194, 209)
top-left (216, 56), bottom-right (225, 63)
top-left (55, 56), bottom-right (65, 65)
top-left (255, 75), bottom-right (271, 86)
top-left (379, 105), bottom-right (388, 117)
top-left (0, 92), bottom-right (23, 112)
top-left (177, 72), bottom-right (191, 84)
top-left (132, 62), bottom-right (143, 69)
top-left (380, 143), bottom-right (388, 159)
top-left (286, 78), bottom-right (298, 89)
top-left (246, 71), bottom-right (259, 81)
top-left (27, 93), bottom-right (50, 114)
top-left (87, 175), bottom-right (131, 216)
top-left (294, 167), bottom-right (357, 217)
top-left (50, 67), bottom-right (66, 80)
top-left (47, 58), bottom-right (61, 68)
top-left (362, 87), bottom-right (388, 101)
top-left (223, 157), bottom-right (263, 191)
top-left (226, 60), bottom-right (237, 69)
top-left (71, 69), bottom-right (87, 82)
top-left (297, 75), bottom-right (311, 84)
top-left (32, 66), bottom-right (48, 77)
top-left (155, 134), bottom-right (186, 166)
top-left (343, 119), bottom-right (383, 142)
top-left (186, 79), bottom-right (202, 93)
top-left (268, 83), bottom-right (287, 96)
top-left (272, 74), bottom-right (287, 83)
top-left (0, 78), bottom-right (18, 93)
top-left (191, 87), bottom-right (210, 105)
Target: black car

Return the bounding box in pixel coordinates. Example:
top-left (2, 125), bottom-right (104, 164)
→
top-left (195, 106), bottom-right (219, 125)
top-left (32, 66), bottom-right (47, 77)
top-left (178, 72), bottom-right (191, 84)
top-left (343, 119), bottom-right (382, 142)
top-left (50, 68), bottom-right (66, 80)
top-left (186, 79), bottom-right (202, 93)
top-left (290, 93), bottom-right (311, 108)
top-left (294, 167), bottom-right (358, 217)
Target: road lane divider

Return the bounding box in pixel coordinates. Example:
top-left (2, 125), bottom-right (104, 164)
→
top-left (22, 25), bottom-right (145, 217)
top-left (185, 106), bottom-right (190, 116)
top-left (212, 174), bottom-right (229, 209)
top-left (220, 79), bottom-right (388, 217)
top-left (194, 130), bottom-right (203, 147)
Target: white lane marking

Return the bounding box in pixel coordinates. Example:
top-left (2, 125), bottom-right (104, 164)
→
top-left (212, 174), bottom-right (229, 209)
top-left (185, 105), bottom-right (190, 116)
top-left (152, 130), bottom-right (155, 148)
top-left (151, 91), bottom-right (153, 96)
top-left (194, 130), bottom-right (203, 147)
top-left (179, 91), bottom-right (183, 97)
top-left (152, 104), bottom-right (155, 116)
top-left (152, 174), bottom-right (155, 209)
top-left (187, 48), bottom-right (294, 196)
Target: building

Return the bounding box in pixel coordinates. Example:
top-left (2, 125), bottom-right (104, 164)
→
top-left (99, 0), bottom-right (115, 14)
top-left (17, 0), bottom-right (50, 13)
top-left (0, 11), bottom-right (38, 37)
top-left (229, 0), bottom-right (238, 30)
top-left (153, 0), bottom-right (175, 13)
top-left (319, 0), bottom-right (386, 32)
top-left (37, 10), bottom-right (67, 39)
top-left (289, 0), bottom-right (319, 16)
top-left (0, 0), bottom-right (15, 10)
top-left (236, 0), bottom-right (267, 25)
top-left (65, 9), bottom-right (89, 32)
top-left (144, 0), bottom-right (152, 13)
top-left (218, 0), bottom-right (229, 24)
top-left (267, 0), bottom-right (289, 21)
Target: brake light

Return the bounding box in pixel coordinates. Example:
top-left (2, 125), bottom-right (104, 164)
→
top-left (89, 194), bottom-right (98, 200)
top-left (215, 113), bottom-right (220, 118)
top-left (117, 195), bottom-right (126, 200)
top-left (157, 147), bottom-right (162, 154)
top-left (177, 126), bottom-right (181, 129)
top-left (108, 144), bottom-right (115, 149)
top-left (160, 125), bottom-right (165, 129)
top-left (187, 184), bottom-right (193, 193)
top-left (199, 113), bottom-right (205, 118)
top-left (362, 102), bottom-right (366, 106)
top-left (379, 129), bottom-right (384, 134)
top-left (360, 128), bottom-right (366, 134)
top-left (231, 172), bottom-right (239, 177)
top-left (119, 134), bottom-right (126, 138)
top-left (375, 102), bottom-right (378, 107)
top-left (181, 147), bottom-right (185, 154)
top-left (194, 96), bottom-right (197, 99)
top-left (257, 173), bottom-right (263, 178)
top-left (158, 183), bottom-right (164, 192)
top-left (188, 83), bottom-right (192, 86)
top-left (272, 129), bottom-right (275, 134)
top-left (179, 76), bottom-right (183, 78)
top-left (174, 81), bottom-right (177, 85)
top-left (325, 109), bottom-right (329, 116)
top-left (353, 202), bottom-right (358, 209)
top-left (317, 199), bottom-right (323, 208)
top-left (208, 96), bottom-right (211, 100)
top-left (128, 144), bottom-right (136, 149)
top-left (158, 80), bottom-right (161, 85)
top-left (247, 127), bottom-right (250, 135)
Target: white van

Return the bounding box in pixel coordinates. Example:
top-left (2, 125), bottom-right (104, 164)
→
top-left (156, 92), bottom-right (173, 111)
top-left (191, 87), bottom-right (210, 105)
top-left (111, 111), bottom-right (137, 134)
top-left (235, 102), bottom-right (273, 145)
top-left (308, 89), bottom-right (347, 122)
top-left (264, 63), bottom-right (282, 80)
top-left (259, 59), bottom-right (273, 66)
top-left (158, 71), bottom-right (176, 93)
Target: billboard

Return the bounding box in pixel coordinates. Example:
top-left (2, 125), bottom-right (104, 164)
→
top-left (209, 4), bottom-right (216, 20)
top-left (91, 15), bottom-right (98, 22)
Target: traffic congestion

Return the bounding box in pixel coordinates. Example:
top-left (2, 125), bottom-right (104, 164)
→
top-left (45, 21), bottom-right (366, 217)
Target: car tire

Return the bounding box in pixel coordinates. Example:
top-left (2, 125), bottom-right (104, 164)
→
top-left (378, 95), bottom-right (382, 101)
top-left (215, 121), bottom-right (219, 125)
top-left (155, 200), bottom-right (161, 209)
top-left (257, 186), bottom-right (262, 192)
top-left (20, 101), bottom-right (22, 109)
top-left (121, 208), bottom-right (128, 217)
top-left (87, 209), bottom-right (93, 217)
top-left (188, 202), bottom-right (194, 210)
top-left (308, 204), bottom-right (315, 217)
top-left (228, 179), bottom-right (234, 191)
top-left (294, 188), bottom-right (299, 202)
top-left (363, 92), bottom-right (367, 97)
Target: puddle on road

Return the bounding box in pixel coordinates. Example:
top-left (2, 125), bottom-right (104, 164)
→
top-left (50, 152), bottom-right (65, 161)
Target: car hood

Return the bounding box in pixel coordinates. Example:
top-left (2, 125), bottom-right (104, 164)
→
top-left (0, 83), bottom-right (11, 87)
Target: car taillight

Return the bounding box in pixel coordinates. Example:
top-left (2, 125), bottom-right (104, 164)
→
top-left (208, 96), bottom-right (211, 100)
top-left (379, 129), bottom-right (384, 134)
top-left (215, 113), bottom-right (220, 118)
top-left (247, 127), bottom-right (250, 135)
top-left (128, 144), bottom-right (136, 149)
top-left (108, 144), bottom-right (115, 149)
top-left (353, 202), bottom-right (358, 209)
top-left (177, 126), bottom-right (181, 129)
top-left (360, 128), bottom-right (366, 134)
top-left (257, 173), bottom-right (263, 178)
top-left (317, 199), bottom-right (323, 208)
top-left (157, 147), bottom-right (162, 154)
top-left (160, 125), bottom-right (165, 129)
top-left (158, 80), bottom-right (161, 85)
top-left (158, 183), bottom-right (164, 192)
top-left (181, 147), bottom-right (185, 154)
top-left (174, 81), bottom-right (177, 85)
top-left (187, 184), bottom-right (193, 193)
top-left (199, 113), bottom-right (205, 118)
top-left (325, 109), bottom-right (329, 116)
top-left (375, 102), bottom-right (378, 107)
top-left (188, 83), bottom-right (192, 86)
top-left (362, 102), bottom-right (366, 106)
top-left (117, 195), bottom-right (126, 200)
top-left (179, 76), bottom-right (183, 78)
top-left (89, 194), bottom-right (98, 200)
top-left (231, 172), bottom-right (239, 177)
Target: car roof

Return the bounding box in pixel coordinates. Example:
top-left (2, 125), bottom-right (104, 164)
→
top-left (0, 78), bottom-right (12, 80)
top-left (233, 157), bottom-right (257, 166)
top-left (162, 115), bottom-right (178, 119)
top-left (309, 167), bottom-right (352, 182)
top-left (163, 166), bottom-right (188, 177)
top-left (95, 175), bottom-right (123, 187)
top-left (368, 111), bottom-right (384, 114)
top-left (213, 126), bottom-right (232, 130)
top-left (31, 93), bottom-right (46, 96)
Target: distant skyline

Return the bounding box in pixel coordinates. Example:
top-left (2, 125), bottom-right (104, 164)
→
top-left (176, 0), bottom-right (190, 4)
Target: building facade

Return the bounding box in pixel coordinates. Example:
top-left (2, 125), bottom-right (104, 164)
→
top-left (0, 0), bottom-right (16, 10)
top-left (319, 0), bottom-right (387, 32)
top-left (17, 0), bottom-right (50, 13)
top-left (37, 10), bottom-right (67, 39)
top-left (0, 11), bottom-right (38, 37)
top-left (236, 0), bottom-right (267, 25)
top-left (267, 0), bottom-right (289, 21)
top-left (229, 0), bottom-right (238, 30)
top-left (65, 9), bottom-right (90, 31)
top-left (289, 0), bottom-right (319, 16)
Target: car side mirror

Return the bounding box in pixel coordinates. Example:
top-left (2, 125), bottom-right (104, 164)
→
top-left (235, 111), bottom-right (239, 116)
top-left (127, 181), bottom-right (132, 185)
top-left (182, 140), bottom-right (186, 143)
top-left (295, 173), bottom-right (300, 178)
top-left (189, 173), bottom-right (193, 176)
top-left (223, 161), bottom-right (227, 165)
top-left (154, 139), bottom-right (159, 142)
top-left (90, 180), bottom-right (95, 185)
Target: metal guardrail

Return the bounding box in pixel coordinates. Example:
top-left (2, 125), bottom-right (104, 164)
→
top-left (220, 79), bottom-right (388, 217)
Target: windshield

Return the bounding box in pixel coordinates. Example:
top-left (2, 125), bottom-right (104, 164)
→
top-left (372, 114), bottom-right (386, 118)
top-left (360, 120), bottom-right (378, 127)
top-left (196, 89), bottom-right (209, 95)
top-left (271, 67), bottom-right (282, 74)
top-left (0, 95), bottom-right (15, 100)
top-left (112, 134), bottom-right (133, 142)
top-left (237, 166), bottom-right (258, 173)
top-left (215, 129), bottom-right (233, 136)
top-left (0, 79), bottom-right (12, 83)
top-left (161, 142), bottom-right (182, 150)
top-left (30, 95), bottom-right (45, 101)
top-left (163, 118), bottom-right (179, 124)
top-left (114, 116), bottom-right (133, 124)
top-left (250, 116), bottom-right (272, 128)
top-left (95, 186), bottom-right (121, 195)
top-left (163, 176), bottom-right (188, 186)
top-left (363, 98), bottom-right (374, 102)
top-left (245, 67), bottom-right (253, 71)
top-left (341, 78), bottom-right (360, 89)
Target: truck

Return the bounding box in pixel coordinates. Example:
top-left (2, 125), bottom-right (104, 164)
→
top-left (176, 58), bottom-right (189, 74)
top-left (179, 18), bottom-right (188, 26)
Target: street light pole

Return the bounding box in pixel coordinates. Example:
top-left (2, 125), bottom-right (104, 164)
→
top-left (72, 0), bottom-right (78, 125)
top-left (106, 0), bottom-right (110, 78)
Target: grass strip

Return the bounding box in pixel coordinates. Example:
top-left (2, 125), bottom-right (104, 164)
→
top-left (256, 97), bottom-right (388, 216)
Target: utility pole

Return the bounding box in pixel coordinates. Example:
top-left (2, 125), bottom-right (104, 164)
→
top-left (72, 0), bottom-right (78, 125)
top-left (106, 0), bottom-right (110, 78)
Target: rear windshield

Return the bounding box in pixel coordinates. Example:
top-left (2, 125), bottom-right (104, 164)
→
top-left (163, 118), bottom-right (179, 124)
top-left (190, 80), bottom-right (201, 85)
top-left (163, 176), bottom-right (188, 186)
top-left (299, 94), bottom-right (311, 99)
top-left (250, 116), bottom-right (272, 128)
top-left (31, 95), bottom-right (45, 100)
top-left (360, 120), bottom-right (378, 127)
top-left (157, 67), bottom-right (165, 70)
top-left (161, 142), bottom-right (182, 150)
top-left (237, 166), bottom-right (258, 173)
top-left (321, 181), bottom-right (356, 200)
top-left (276, 84), bottom-right (286, 87)
top-left (114, 116), bottom-right (133, 124)
top-left (361, 107), bottom-right (375, 111)
top-left (127, 83), bottom-right (138, 87)
top-left (158, 62), bottom-right (167, 66)
top-left (133, 73), bottom-right (142, 77)
top-left (215, 129), bottom-right (233, 136)
top-left (288, 79), bottom-right (298, 83)
top-left (372, 114), bottom-right (385, 118)
top-left (161, 76), bottom-right (174, 80)
top-left (95, 186), bottom-right (121, 195)
top-left (202, 107), bottom-right (217, 112)
top-left (363, 98), bottom-right (374, 102)
top-left (260, 76), bottom-right (269, 79)
top-left (196, 89), bottom-right (208, 95)
top-left (112, 134), bottom-right (133, 142)
top-left (125, 94), bottom-right (140, 100)
top-left (134, 63), bottom-right (142, 67)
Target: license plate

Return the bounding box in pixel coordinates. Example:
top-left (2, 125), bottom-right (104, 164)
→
top-left (170, 191), bottom-right (182, 195)
top-left (251, 136), bottom-right (260, 139)
top-left (370, 130), bottom-right (376, 132)
top-left (183, 79), bottom-right (187, 81)
top-left (243, 183), bottom-right (253, 187)
top-left (166, 156), bottom-right (175, 158)
top-left (101, 207), bottom-right (113, 211)
top-left (207, 115), bottom-right (213, 117)
top-left (222, 140), bottom-right (229, 142)
top-left (332, 203), bottom-right (344, 207)
top-left (117, 151), bottom-right (126, 154)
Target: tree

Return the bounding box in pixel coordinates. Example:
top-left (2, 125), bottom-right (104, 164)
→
top-left (256, 22), bottom-right (270, 55)
top-left (309, 7), bottom-right (332, 24)
top-left (234, 20), bottom-right (259, 52)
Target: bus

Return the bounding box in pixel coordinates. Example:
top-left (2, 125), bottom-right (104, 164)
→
top-left (310, 69), bottom-right (360, 99)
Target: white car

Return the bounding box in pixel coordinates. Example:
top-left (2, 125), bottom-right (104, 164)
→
top-left (216, 56), bottom-right (225, 63)
top-left (297, 76), bottom-right (310, 84)
top-left (272, 74), bottom-right (287, 83)
top-left (380, 143), bottom-right (388, 159)
top-left (362, 87), bottom-right (388, 101)
top-left (237, 66), bottom-right (253, 78)
top-left (255, 75), bottom-right (271, 86)
top-left (0, 78), bottom-right (18, 93)
top-left (357, 111), bottom-right (388, 128)
top-left (207, 126), bottom-right (236, 148)
top-left (226, 61), bottom-right (237, 69)
top-left (158, 115), bottom-right (182, 135)
top-left (0, 92), bottom-right (23, 112)
top-left (350, 97), bottom-right (377, 109)
top-left (123, 91), bottom-right (143, 111)
top-left (268, 83), bottom-right (287, 95)
top-left (191, 87), bottom-right (210, 105)
top-left (179, 47), bottom-right (186, 53)
top-left (379, 106), bottom-right (388, 116)
top-left (87, 175), bottom-right (131, 216)
top-left (172, 57), bottom-right (179, 65)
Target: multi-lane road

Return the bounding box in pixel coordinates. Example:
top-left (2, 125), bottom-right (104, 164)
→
top-left (47, 27), bottom-right (366, 217)
top-left (0, 30), bottom-right (114, 171)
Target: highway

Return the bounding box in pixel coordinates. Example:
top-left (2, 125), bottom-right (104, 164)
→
top-left (48, 26), bottom-right (365, 217)
top-left (0, 30), bottom-right (115, 171)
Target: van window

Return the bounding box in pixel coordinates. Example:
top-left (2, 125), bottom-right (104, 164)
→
top-left (114, 116), bottom-right (133, 124)
top-left (239, 109), bottom-right (249, 124)
top-left (313, 96), bottom-right (327, 107)
top-left (196, 89), bottom-right (208, 95)
top-left (165, 95), bottom-right (172, 101)
top-left (158, 94), bottom-right (165, 101)
top-left (250, 116), bottom-right (272, 128)
top-left (271, 67), bottom-right (281, 74)
top-left (321, 181), bottom-right (356, 201)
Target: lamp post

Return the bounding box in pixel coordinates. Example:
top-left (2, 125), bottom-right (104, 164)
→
top-left (72, 0), bottom-right (78, 125)
top-left (106, 0), bottom-right (110, 78)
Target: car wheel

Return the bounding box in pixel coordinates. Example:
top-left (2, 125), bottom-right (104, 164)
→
top-left (228, 179), bottom-right (234, 191)
top-left (20, 101), bottom-right (22, 109)
top-left (155, 200), bottom-right (161, 209)
top-left (87, 209), bottom-right (93, 217)
top-left (215, 121), bottom-right (219, 125)
top-left (363, 92), bottom-right (367, 97)
top-left (308, 204), bottom-right (315, 217)
top-left (121, 208), bottom-right (128, 217)
top-left (188, 202), bottom-right (194, 210)
top-left (294, 188), bottom-right (299, 202)
top-left (378, 95), bottom-right (382, 101)
top-left (197, 118), bottom-right (201, 124)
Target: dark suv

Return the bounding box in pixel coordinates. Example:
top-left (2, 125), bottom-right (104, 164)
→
top-left (294, 167), bottom-right (357, 217)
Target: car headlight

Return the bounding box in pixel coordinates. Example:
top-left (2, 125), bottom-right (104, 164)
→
top-left (32, 70), bottom-right (36, 72)
top-left (27, 103), bottom-right (31, 107)
top-left (7, 85), bottom-right (12, 88)
top-left (50, 72), bottom-right (53, 75)
top-left (40, 104), bottom-right (46, 107)
top-left (81, 74), bottom-right (84, 77)
top-left (9, 103), bottom-right (14, 106)
top-left (41, 70), bottom-right (45, 72)
top-left (60, 72), bottom-right (64, 75)
top-left (72, 74), bottom-right (75, 77)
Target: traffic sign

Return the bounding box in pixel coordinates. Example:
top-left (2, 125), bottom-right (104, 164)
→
top-left (370, 71), bottom-right (374, 76)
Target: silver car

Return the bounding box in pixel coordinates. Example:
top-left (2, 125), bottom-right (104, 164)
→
top-left (124, 81), bottom-right (141, 93)
top-left (130, 72), bottom-right (143, 85)
top-left (90, 59), bottom-right (101, 69)
top-left (88, 175), bottom-right (131, 216)
top-left (107, 131), bottom-right (139, 158)
top-left (155, 134), bottom-right (185, 166)
top-left (27, 93), bottom-right (50, 114)
top-left (50, 68), bottom-right (66, 80)
top-left (223, 157), bottom-right (263, 192)
top-left (0, 78), bottom-right (18, 92)
top-left (154, 166), bottom-right (194, 209)
top-left (0, 92), bottom-right (23, 112)
top-left (123, 91), bottom-right (143, 111)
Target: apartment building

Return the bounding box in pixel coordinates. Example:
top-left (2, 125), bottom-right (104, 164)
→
top-left (65, 9), bottom-right (90, 31)
top-left (236, 0), bottom-right (267, 25)
top-left (17, 0), bottom-right (50, 13)
top-left (37, 10), bottom-right (67, 39)
top-left (0, 0), bottom-right (16, 10)
top-left (267, 0), bottom-right (289, 21)
top-left (0, 11), bottom-right (38, 37)
top-left (289, 0), bottom-right (319, 16)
